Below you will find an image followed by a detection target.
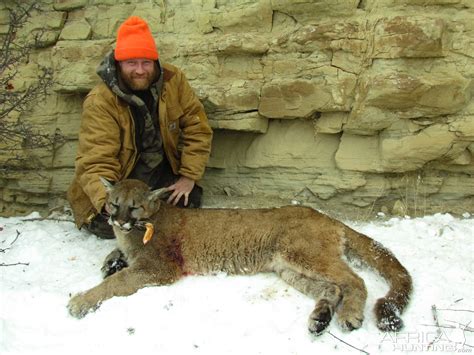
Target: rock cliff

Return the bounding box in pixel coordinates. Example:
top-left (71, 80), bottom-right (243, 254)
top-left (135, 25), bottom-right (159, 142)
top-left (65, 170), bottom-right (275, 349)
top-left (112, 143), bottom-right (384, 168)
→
top-left (1, 0), bottom-right (473, 218)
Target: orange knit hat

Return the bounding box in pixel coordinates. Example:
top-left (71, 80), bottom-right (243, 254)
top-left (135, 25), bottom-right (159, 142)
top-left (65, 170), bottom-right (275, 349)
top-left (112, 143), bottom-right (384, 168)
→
top-left (114, 16), bottom-right (159, 61)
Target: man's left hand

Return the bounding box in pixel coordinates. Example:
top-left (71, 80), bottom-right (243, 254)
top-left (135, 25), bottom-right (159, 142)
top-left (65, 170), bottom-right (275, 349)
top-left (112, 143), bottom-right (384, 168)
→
top-left (167, 176), bottom-right (195, 206)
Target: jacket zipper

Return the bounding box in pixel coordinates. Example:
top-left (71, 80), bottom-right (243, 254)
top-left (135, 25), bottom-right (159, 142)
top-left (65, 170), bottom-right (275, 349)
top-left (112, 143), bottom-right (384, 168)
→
top-left (126, 106), bottom-right (140, 178)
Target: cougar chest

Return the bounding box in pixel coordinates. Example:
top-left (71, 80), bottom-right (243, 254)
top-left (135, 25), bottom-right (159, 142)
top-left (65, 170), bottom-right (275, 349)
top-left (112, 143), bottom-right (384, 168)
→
top-left (160, 234), bottom-right (186, 270)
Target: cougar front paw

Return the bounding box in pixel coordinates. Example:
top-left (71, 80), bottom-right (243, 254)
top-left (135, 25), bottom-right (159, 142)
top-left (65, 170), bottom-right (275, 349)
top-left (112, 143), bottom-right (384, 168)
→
top-left (68, 293), bottom-right (100, 319)
top-left (101, 248), bottom-right (128, 278)
top-left (102, 256), bottom-right (128, 278)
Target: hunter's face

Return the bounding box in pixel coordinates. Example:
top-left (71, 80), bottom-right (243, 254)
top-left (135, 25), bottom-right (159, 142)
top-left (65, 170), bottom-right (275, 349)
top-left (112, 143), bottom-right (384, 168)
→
top-left (118, 58), bottom-right (156, 90)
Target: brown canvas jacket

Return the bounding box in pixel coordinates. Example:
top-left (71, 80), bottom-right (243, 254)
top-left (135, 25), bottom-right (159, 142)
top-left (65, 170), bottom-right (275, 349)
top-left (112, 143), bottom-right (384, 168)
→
top-left (67, 62), bottom-right (213, 228)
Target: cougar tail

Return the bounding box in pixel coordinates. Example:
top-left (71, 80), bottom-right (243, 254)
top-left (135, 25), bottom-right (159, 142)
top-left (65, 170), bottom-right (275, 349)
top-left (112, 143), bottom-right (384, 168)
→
top-left (343, 228), bottom-right (413, 332)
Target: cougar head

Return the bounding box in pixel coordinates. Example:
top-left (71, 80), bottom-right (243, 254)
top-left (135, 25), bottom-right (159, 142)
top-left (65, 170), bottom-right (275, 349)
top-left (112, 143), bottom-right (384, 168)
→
top-left (100, 177), bottom-right (168, 233)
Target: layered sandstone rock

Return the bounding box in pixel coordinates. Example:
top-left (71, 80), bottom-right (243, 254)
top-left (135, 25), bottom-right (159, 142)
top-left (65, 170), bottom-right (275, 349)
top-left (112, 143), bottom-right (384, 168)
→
top-left (0, 0), bottom-right (473, 218)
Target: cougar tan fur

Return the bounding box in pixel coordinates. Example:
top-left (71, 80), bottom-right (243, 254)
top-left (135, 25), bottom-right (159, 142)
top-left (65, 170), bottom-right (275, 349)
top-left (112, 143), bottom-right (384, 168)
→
top-left (68, 179), bottom-right (412, 334)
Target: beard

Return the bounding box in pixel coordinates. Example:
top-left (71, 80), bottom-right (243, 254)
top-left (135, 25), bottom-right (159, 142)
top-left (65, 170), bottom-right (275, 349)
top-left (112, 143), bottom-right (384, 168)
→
top-left (119, 67), bottom-right (156, 91)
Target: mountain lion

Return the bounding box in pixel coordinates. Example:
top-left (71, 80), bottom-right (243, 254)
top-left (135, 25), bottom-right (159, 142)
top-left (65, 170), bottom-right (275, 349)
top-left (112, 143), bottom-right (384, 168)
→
top-left (68, 178), bottom-right (412, 334)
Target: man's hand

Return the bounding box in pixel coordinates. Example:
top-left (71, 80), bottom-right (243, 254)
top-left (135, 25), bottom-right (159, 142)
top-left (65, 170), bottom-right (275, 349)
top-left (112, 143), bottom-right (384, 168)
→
top-left (167, 176), bottom-right (195, 206)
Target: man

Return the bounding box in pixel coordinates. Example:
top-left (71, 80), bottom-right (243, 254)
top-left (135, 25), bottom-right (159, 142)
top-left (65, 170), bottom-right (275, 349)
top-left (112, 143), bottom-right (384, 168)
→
top-left (67, 16), bottom-right (213, 238)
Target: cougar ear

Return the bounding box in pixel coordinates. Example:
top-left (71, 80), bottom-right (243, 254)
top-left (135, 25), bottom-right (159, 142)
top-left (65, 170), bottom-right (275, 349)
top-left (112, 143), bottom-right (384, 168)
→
top-left (99, 177), bottom-right (115, 192)
top-left (148, 187), bottom-right (168, 202)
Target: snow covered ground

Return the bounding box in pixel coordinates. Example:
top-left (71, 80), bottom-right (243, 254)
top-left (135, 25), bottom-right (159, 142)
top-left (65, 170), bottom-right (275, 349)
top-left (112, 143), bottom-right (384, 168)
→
top-left (0, 211), bottom-right (472, 355)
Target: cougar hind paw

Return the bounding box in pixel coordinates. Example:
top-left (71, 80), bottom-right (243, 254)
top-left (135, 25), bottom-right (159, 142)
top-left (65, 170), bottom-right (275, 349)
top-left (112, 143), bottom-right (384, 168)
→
top-left (308, 301), bottom-right (334, 336)
top-left (339, 315), bottom-right (364, 331)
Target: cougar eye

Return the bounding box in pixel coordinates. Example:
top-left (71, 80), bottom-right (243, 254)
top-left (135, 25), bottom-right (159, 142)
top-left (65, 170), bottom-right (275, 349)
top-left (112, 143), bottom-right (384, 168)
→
top-left (129, 206), bottom-right (141, 212)
top-left (109, 202), bottom-right (119, 210)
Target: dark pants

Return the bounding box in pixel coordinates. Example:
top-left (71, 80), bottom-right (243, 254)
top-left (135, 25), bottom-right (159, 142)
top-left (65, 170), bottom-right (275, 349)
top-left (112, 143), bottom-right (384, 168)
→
top-left (85, 159), bottom-right (203, 239)
top-left (148, 158), bottom-right (203, 209)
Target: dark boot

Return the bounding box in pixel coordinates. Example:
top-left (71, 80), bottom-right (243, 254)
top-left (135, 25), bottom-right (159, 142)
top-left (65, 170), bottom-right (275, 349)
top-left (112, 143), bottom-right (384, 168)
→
top-left (83, 213), bottom-right (115, 239)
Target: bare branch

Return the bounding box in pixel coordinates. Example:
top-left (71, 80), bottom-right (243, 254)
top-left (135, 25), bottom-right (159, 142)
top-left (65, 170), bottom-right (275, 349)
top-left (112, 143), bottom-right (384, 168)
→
top-left (0, 230), bottom-right (29, 266)
top-left (0, 1), bottom-right (63, 171)
top-left (445, 319), bottom-right (474, 333)
top-left (10, 229), bottom-right (21, 246)
top-left (0, 2), bottom-right (38, 71)
top-left (437, 308), bottom-right (474, 313)
top-left (20, 217), bottom-right (74, 223)
top-left (328, 332), bottom-right (369, 354)
top-left (0, 230), bottom-right (20, 253)
top-left (428, 304), bottom-right (443, 350)
top-left (0, 262), bottom-right (30, 267)
top-left (420, 323), bottom-right (456, 330)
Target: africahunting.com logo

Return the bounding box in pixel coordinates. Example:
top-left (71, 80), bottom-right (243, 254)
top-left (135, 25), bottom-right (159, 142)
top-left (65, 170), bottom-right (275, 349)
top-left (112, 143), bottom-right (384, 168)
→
top-left (380, 326), bottom-right (472, 353)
